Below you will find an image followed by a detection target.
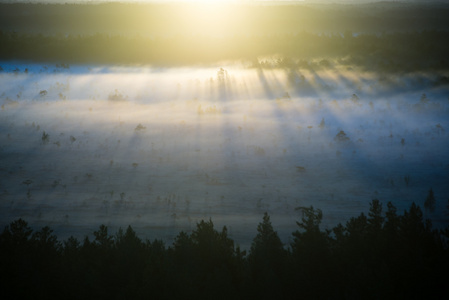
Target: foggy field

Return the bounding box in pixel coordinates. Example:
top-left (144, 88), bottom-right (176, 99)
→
top-left (2, 3), bottom-right (449, 299)
top-left (1, 62), bottom-right (448, 248)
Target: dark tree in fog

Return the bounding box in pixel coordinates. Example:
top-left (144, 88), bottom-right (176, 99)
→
top-left (248, 212), bottom-right (287, 298)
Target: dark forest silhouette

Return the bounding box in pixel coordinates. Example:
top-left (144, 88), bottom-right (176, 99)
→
top-left (1, 200), bottom-right (448, 299)
top-left (1, 3), bottom-right (449, 70)
top-left (1, 30), bottom-right (449, 72)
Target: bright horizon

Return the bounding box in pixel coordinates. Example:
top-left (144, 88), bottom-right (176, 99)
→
top-left (2, 0), bottom-right (445, 3)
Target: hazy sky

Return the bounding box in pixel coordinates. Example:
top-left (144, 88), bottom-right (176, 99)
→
top-left (3, 0), bottom-right (448, 3)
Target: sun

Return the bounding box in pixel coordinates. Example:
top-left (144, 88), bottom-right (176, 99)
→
top-left (158, 0), bottom-right (244, 37)
top-left (179, 0), bottom-right (232, 2)
top-left (159, 0), bottom-right (234, 3)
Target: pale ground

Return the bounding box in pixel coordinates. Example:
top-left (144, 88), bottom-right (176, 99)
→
top-left (1, 62), bottom-right (448, 248)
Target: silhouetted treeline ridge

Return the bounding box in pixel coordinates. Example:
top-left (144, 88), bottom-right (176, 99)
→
top-left (2, 2), bottom-right (449, 71)
top-left (1, 30), bottom-right (449, 71)
top-left (1, 200), bottom-right (448, 299)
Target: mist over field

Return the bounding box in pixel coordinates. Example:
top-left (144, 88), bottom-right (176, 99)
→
top-left (0, 1), bottom-right (448, 247)
top-left (2, 2), bottom-right (449, 299)
top-left (1, 61), bottom-right (448, 247)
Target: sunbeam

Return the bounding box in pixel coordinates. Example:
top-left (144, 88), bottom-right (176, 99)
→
top-left (1, 61), bottom-right (448, 246)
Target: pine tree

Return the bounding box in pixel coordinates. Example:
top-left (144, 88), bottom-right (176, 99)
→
top-left (248, 213), bottom-right (286, 297)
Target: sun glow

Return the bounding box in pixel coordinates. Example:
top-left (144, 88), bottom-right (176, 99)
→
top-left (168, 2), bottom-right (245, 35)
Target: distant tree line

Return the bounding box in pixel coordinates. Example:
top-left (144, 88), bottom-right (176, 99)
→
top-left (1, 29), bottom-right (449, 72)
top-left (1, 200), bottom-right (448, 299)
top-left (2, 2), bottom-right (449, 71)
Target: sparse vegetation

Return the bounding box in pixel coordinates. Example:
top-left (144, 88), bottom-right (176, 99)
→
top-left (197, 104), bottom-right (220, 115)
top-left (319, 118), bottom-right (325, 129)
top-left (134, 124), bottom-right (146, 131)
top-left (350, 93), bottom-right (359, 104)
top-left (404, 175), bottom-right (411, 187)
top-left (41, 131), bottom-right (49, 144)
top-left (108, 89), bottom-right (127, 102)
top-left (22, 179), bottom-right (33, 187)
top-left (334, 130), bottom-right (350, 142)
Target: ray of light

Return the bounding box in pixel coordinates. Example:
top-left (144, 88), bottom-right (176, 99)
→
top-left (1, 63), bottom-right (449, 244)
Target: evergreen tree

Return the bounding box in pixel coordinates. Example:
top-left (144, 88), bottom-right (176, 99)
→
top-left (248, 212), bottom-right (286, 299)
top-left (172, 219), bottom-right (240, 299)
top-left (1, 199), bottom-right (449, 300)
top-left (114, 225), bottom-right (146, 298)
top-left (291, 206), bottom-right (331, 298)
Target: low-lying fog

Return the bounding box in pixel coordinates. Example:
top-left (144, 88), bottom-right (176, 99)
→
top-left (1, 62), bottom-right (448, 247)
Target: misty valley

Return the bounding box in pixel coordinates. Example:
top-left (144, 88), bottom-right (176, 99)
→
top-left (1, 62), bottom-right (448, 247)
top-left (2, 1), bottom-right (449, 298)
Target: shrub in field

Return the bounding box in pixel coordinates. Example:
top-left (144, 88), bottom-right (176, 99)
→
top-left (216, 67), bottom-right (228, 83)
top-left (135, 124), bottom-right (146, 131)
top-left (435, 123), bottom-right (445, 134)
top-left (350, 93), bottom-right (359, 104)
top-left (404, 175), bottom-right (411, 187)
top-left (41, 131), bottom-right (49, 144)
top-left (197, 105), bottom-right (220, 115)
top-left (108, 89), bottom-right (127, 102)
top-left (334, 130), bottom-right (350, 142)
top-left (319, 118), bottom-right (325, 129)
top-left (420, 93), bottom-right (429, 104)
